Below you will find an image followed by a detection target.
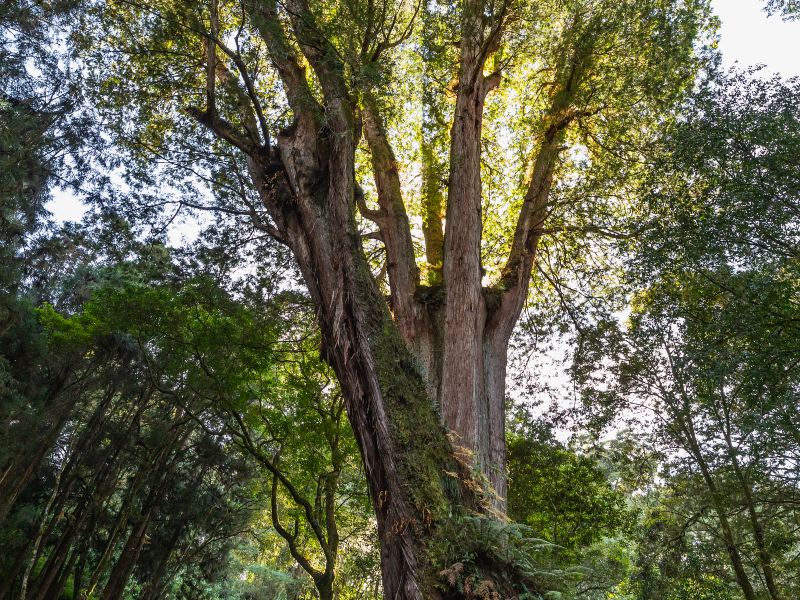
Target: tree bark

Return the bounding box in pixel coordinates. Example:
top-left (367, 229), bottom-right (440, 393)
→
top-left (440, 0), bottom-right (493, 484)
top-left (236, 86), bottom-right (468, 597)
top-left (194, 0), bottom-right (531, 592)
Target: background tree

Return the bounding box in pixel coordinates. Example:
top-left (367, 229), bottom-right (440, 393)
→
top-left (0, 210), bottom-right (376, 598)
top-left (507, 414), bottom-right (637, 598)
top-left (574, 72), bottom-right (800, 600)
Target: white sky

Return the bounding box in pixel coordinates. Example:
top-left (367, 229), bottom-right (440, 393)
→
top-left (46, 0), bottom-right (800, 224)
top-left (714, 0), bottom-right (799, 77)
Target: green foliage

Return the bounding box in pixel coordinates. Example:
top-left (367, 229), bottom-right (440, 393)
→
top-left (505, 415), bottom-right (639, 599)
top-left (624, 486), bottom-right (742, 600)
top-left (430, 514), bottom-right (557, 599)
top-left (508, 418), bottom-right (634, 557)
top-left (3, 0), bottom-right (797, 596)
top-left (0, 218), bottom-right (375, 598)
top-left (574, 71), bottom-right (800, 600)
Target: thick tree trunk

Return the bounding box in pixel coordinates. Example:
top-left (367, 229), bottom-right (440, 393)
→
top-left (207, 3), bottom-right (523, 591)
top-left (440, 3), bottom-right (491, 480)
top-left (255, 186), bottom-right (445, 599)
top-left (248, 123), bottom-right (535, 595)
top-left (243, 94), bottom-right (471, 597)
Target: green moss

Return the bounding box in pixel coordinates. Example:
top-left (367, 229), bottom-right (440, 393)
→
top-left (351, 247), bottom-right (454, 521)
top-left (349, 243), bottom-right (548, 595)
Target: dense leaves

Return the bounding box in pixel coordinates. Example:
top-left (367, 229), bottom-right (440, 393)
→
top-left (574, 72), bottom-right (800, 600)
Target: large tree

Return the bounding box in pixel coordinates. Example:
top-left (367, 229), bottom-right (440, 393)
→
top-left (79, 0), bottom-right (713, 594)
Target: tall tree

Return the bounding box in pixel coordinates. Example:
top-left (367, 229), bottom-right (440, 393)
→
top-left (80, 0), bottom-right (714, 594)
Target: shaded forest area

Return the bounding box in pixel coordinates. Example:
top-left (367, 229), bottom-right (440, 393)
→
top-left (1, 0), bottom-right (799, 598)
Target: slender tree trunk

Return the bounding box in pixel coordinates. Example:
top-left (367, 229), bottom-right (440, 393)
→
top-left (33, 515), bottom-right (85, 600)
top-left (723, 438), bottom-right (783, 600)
top-left (72, 546), bottom-right (88, 600)
top-left (99, 420), bottom-right (188, 600)
top-left (20, 433), bottom-right (75, 600)
top-left (100, 511), bottom-right (152, 600)
top-left (682, 430), bottom-right (758, 600)
top-left (139, 522), bottom-right (184, 600)
top-left (698, 463), bottom-right (758, 600)
top-left (44, 546), bottom-right (79, 600)
top-left (32, 415), bottom-right (132, 600)
top-left (0, 537), bottom-right (31, 600)
top-left (0, 370), bottom-right (75, 522)
top-left (83, 462), bottom-right (151, 597)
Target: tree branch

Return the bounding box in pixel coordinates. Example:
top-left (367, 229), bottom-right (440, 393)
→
top-left (185, 106), bottom-right (258, 155)
top-left (361, 97), bottom-right (420, 338)
top-left (270, 470), bottom-right (323, 579)
top-left (244, 0), bottom-right (321, 122)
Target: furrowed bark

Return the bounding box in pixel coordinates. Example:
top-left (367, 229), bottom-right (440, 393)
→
top-left (226, 15), bottom-right (442, 592)
top-left (249, 150), bottom-right (450, 598)
top-left (441, 0), bottom-right (507, 501)
top-left (441, 0), bottom-right (487, 458)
